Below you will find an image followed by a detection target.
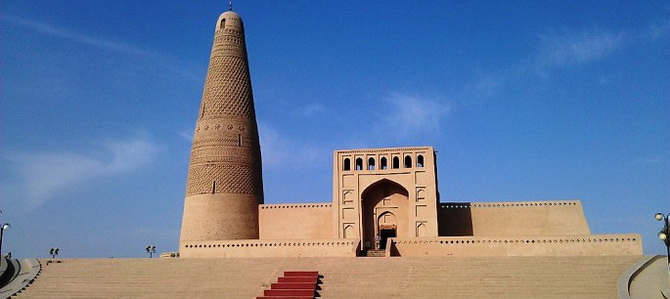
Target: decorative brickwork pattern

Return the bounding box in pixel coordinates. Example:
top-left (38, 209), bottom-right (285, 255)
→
top-left (189, 146), bottom-right (258, 165)
top-left (186, 164), bottom-right (259, 195)
top-left (181, 10), bottom-right (263, 244)
top-left (200, 56), bottom-right (254, 118)
top-left (260, 204), bottom-right (333, 209)
top-left (440, 201), bottom-right (579, 208)
top-left (184, 10), bottom-right (263, 199)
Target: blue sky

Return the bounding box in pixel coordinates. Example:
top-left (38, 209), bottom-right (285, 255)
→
top-left (1, 1), bottom-right (668, 258)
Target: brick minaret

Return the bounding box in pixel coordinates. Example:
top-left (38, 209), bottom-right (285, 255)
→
top-left (180, 10), bottom-right (264, 247)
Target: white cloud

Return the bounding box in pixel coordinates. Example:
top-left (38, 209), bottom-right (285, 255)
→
top-left (177, 129), bottom-right (194, 142)
top-left (258, 122), bottom-right (321, 169)
top-left (291, 103), bottom-right (326, 118)
top-left (3, 14), bottom-right (200, 82)
top-left (533, 29), bottom-right (624, 70)
top-left (4, 135), bottom-right (160, 209)
top-left (375, 93), bottom-right (450, 137)
top-left (4, 15), bottom-right (149, 56)
top-left (460, 73), bottom-right (504, 106)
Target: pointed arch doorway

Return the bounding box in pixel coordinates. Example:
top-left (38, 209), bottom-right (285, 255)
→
top-left (361, 179), bottom-right (409, 250)
top-left (378, 211), bottom-right (397, 249)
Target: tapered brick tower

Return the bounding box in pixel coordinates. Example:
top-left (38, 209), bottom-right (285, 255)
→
top-left (180, 9), bottom-right (264, 246)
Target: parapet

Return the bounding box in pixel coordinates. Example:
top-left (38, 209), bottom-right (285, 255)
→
top-left (389, 234), bottom-right (642, 257)
top-left (438, 200), bottom-right (591, 237)
top-left (259, 203), bottom-right (334, 239)
top-left (180, 239), bottom-right (358, 258)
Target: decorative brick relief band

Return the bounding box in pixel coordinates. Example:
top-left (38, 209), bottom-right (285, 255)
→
top-left (200, 57), bottom-right (253, 118)
top-left (440, 201), bottom-right (580, 209)
top-left (211, 29), bottom-right (247, 59)
top-left (191, 136), bottom-right (258, 150)
top-left (213, 33), bottom-right (245, 49)
top-left (186, 164), bottom-right (259, 195)
top-left (388, 234), bottom-right (642, 257)
top-left (337, 147), bottom-right (432, 154)
top-left (184, 240), bottom-right (355, 248)
top-left (392, 235), bottom-right (638, 245)
top-left (260, 203), bottom-right (333, 209)
top-left (180, 239), bottom-right (359, 258)
top-left (190, 149), bottom-right (254, 165)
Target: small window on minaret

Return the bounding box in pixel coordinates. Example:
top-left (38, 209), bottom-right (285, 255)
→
top-left (212, 181), bottom-right (216, 194)
top-left (238, 134), bottom-right (242, 146)
top-left (220, 19), bottom-right (226, 29)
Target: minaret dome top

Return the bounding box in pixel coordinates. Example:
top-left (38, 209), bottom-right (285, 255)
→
top-left (216, 11), bottom-right (243, 31)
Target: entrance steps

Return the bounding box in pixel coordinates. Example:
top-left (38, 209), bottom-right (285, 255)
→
top-left (360, 250), bottom-right (385, 257)
top-left (13, 255), bottom-right (641, 298)
top-left (257, 271), bottom-right (320, 299)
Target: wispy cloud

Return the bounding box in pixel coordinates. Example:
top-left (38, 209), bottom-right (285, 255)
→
top-left (177, 129), bottom-right (194, 142)
top-left (3, 135), bottom-right (160, 209)
top-left (469, 28), bottom-right (627, 101)
top-left (459, 73), bottom-right (505, 107)
top-left (258, 122), bottom-right (321, 169)
top-left (375, 93), bottom-right (450, 137)
top-left (291, 103), bottom-right (326, 118)
top-left (4, 15), bottom-right (150, 56)
top-left (532, 29), bottom-right (624, 70)
top-left (645, 19), bottom-right (670, 40)
top-left (3, 14), bottom-right (200, 81)
top-left (633, 154), bottom-right (666, 165)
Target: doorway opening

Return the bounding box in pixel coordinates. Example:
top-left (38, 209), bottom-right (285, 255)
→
top-left (361, 179), bottom-right (409, 251)
top-left (379, 225), bottom-right (397, 249)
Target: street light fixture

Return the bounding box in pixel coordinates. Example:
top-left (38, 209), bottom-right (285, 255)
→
top-left (50, 247), bottom-right (59, 259)
top-left (654, 212), bottom-right (670, 268)
top-left (0, 223), bottom-right (11, 268)
top-left (145, 245), bottom-right (156, 258)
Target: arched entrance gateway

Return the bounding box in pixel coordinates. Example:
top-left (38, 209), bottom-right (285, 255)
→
top-left (361, 179), bottom-right (409, 250)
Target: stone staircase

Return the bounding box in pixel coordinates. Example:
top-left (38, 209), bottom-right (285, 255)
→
top-left (359, 250), bottom-right (385, 257)
top-left (12, 255), bottom-right (642, 298)
top-left (257, 271), bottom-right (320, 299)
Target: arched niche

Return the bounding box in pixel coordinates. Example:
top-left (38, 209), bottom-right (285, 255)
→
top-left (361, 179), bottom-right (409, 250)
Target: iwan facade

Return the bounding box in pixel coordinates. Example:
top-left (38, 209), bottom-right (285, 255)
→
top-left (179, 9), bottom-right (641, 258)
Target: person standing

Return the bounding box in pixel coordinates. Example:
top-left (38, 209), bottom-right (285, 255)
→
top-left (374, 233), bottom-right (382, 250)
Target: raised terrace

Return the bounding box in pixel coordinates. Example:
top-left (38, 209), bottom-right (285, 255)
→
top-left (12, 255), bottom-right (646, 298)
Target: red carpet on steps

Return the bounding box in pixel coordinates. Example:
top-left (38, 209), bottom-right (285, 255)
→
top-left (257, 271), bottom-right (320, 299)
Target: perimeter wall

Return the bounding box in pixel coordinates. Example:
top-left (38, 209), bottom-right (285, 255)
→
top-left (438, 200), bottom-right (590, 237)
top-left (389, 234), bottom-right (642, 257)
top-left (259, 203), bottom-right (334, 239)
top-left (180, 239), bottom-right (358, 258)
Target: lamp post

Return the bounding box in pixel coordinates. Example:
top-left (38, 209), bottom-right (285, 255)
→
top-left (50, 247), bottom-right (59, 259)
top-left (145, 245), bottom-right (156, 258)
top-left (655, 213), bottom-right (670, 269)
top-left (0, 223), bottom-right (11, 268)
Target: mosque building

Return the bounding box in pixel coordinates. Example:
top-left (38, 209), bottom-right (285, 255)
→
top-left (178, 9), bottom-right (641, 259)
top-left (1, 6), bottom-right (656, 299)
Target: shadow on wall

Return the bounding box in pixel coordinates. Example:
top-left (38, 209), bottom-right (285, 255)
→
top-left (438, 203), bottom-right (474, 236)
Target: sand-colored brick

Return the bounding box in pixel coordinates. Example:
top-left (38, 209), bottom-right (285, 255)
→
top-left (15, 256), bottom-right (641, 298)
